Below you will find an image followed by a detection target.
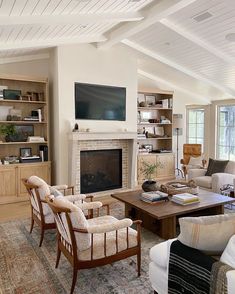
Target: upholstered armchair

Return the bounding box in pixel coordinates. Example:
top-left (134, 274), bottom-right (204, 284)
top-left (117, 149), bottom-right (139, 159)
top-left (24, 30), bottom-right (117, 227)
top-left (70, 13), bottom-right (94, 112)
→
top-left (180, 144), bottom-right (206, 178)
top-left (46, 195), bottom-right (142, 294)
top-left (22, 176), bottom-right (98, 246)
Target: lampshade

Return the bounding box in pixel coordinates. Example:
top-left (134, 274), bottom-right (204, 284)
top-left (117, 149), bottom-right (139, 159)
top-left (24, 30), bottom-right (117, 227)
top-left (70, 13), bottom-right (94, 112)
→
top-left (173, 114), bottom-right (183, 129)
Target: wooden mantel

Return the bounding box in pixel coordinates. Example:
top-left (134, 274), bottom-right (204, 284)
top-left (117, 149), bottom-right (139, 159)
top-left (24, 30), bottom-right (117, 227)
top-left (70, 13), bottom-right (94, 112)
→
top-left (69, 131), bottom-right (137, 141)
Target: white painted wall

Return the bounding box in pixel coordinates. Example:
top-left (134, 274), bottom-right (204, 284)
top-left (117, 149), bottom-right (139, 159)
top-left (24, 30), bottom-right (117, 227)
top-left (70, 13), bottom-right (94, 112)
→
top-left (0, 59), bottom-right (49, 77)
top-left (52, 44), bottom-right (138, 183)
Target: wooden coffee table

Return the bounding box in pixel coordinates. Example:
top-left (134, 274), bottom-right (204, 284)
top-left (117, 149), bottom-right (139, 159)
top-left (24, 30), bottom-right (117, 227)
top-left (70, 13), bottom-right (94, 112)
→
top-left (111, 190), bottom-right (235, 239)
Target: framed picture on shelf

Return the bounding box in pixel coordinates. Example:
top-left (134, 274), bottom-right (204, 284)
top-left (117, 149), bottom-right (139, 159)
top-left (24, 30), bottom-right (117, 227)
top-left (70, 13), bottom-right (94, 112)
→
top-left (20, 147), bottom-right (32, 158)
top-left (145, 95), bottom-right (155, 106)
top-left (145, 126), bottom-right (155, 135)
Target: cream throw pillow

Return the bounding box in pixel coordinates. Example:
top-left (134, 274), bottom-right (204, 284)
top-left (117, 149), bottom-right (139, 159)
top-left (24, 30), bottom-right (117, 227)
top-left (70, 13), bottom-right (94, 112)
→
top-left (178, 213), bottom-right (235, 254)
top-left (188, 156), bottom-right (203, 168)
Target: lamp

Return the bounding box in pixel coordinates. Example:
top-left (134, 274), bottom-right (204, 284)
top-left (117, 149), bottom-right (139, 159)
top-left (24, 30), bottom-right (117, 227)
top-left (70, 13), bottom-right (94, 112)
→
top-left (173, 114), bottom-right (183, 177)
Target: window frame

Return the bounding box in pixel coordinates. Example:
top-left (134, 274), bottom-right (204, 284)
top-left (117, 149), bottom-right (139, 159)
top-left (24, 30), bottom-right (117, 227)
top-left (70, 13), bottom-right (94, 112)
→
top-left (216, 103), bottom-right (235, 160)
top-left (186, 106), bottom-right (205, 150)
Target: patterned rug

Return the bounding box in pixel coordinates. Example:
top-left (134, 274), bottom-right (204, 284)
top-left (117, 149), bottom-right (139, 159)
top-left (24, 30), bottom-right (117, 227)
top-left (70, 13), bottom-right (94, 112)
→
top-left (0, 203), bottom-right (163, 294)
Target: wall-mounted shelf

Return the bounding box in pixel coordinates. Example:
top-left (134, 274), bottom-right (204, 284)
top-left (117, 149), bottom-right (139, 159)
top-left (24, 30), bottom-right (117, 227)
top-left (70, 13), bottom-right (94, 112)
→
top-left (0, 99), bottom-right (46, 105)
top-left (0, 121), bottom-right (47, 124)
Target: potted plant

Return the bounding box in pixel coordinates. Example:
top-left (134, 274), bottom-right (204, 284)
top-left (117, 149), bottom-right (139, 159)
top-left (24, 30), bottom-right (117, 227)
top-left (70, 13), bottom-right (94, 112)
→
top-left (141, 160), bottom-right (162, 192)
top-left (0, 124), bottom-right (16, 142)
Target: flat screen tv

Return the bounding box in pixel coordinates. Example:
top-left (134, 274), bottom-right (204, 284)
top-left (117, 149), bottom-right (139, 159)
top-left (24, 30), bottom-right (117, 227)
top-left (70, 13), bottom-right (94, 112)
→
top-left (75, 82), bottom-right (126, 121)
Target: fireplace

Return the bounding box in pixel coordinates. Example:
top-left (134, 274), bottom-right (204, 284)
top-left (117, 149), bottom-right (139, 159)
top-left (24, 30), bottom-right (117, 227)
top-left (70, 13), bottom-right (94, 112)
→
top-left (80, 149), bottom-right (122, 193)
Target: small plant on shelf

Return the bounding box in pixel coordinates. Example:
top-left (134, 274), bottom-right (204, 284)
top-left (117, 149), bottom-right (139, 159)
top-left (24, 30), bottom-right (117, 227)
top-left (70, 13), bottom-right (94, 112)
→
top-left (0, 124), bottom-right (16, 142)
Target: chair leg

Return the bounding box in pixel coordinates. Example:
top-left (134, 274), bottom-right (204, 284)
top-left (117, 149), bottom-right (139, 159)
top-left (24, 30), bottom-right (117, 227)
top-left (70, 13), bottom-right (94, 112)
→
top-left (137, 250), bottom-right (141, 277)
top-left (70, 268), bottom-right (78, 294)
top-left (29, 218), bottom-right (34, 234)
top-left (55, 245), bottom-right (61, 268)
top-left (39, 227), bottom-right (45, 247)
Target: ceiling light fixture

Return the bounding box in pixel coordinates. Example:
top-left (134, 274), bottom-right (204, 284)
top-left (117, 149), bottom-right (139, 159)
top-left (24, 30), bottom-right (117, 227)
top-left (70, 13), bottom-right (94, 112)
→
top-left (225, 33), bottom-right (235, 42)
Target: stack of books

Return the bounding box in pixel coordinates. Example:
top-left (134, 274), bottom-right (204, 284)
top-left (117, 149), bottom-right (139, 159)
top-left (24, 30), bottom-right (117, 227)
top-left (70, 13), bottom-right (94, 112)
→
top-left (141, 191), bottom-right (168, 203)
top-left (171, 193), bottom-right (200, 205)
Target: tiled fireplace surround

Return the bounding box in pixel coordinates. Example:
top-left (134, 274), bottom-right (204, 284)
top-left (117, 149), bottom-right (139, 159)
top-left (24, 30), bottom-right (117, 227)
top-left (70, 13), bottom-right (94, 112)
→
top-left (68, 132), bottom-right (137, 196)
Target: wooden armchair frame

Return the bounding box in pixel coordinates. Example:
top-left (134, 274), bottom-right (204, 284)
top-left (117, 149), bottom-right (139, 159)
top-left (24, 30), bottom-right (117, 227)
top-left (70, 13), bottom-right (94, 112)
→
top-left (22, 178), bottom-right (56, 247)
top-left (22, 178), bottom-right (95, 246)
top-left (47, 199), bottom-right (142, 294)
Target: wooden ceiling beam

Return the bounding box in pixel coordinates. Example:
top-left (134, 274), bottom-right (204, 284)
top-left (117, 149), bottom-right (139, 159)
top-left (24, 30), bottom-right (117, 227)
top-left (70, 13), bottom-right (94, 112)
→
top-left (0, 35), bottom-right (107, 51)
top-left (0, 12), bottom-right (143, 26)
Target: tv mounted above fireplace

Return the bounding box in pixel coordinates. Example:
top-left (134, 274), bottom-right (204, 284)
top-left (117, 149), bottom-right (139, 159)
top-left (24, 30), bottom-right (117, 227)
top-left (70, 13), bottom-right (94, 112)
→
top-left (74, 82), bottom-right (126, 121)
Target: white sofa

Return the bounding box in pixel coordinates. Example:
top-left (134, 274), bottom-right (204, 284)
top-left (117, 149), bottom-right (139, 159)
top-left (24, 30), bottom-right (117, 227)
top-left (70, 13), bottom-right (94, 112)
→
top-left (149, 239), bottom-right (235, 294)
top-left (188, 160), bottom-right (235, 193)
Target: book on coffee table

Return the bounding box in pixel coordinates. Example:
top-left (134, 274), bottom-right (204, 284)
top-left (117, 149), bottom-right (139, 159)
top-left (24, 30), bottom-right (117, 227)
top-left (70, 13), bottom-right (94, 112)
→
top-left (141, 191), bottom-right (168, 203)
top-left (171, 193), bottom-right (200, 205)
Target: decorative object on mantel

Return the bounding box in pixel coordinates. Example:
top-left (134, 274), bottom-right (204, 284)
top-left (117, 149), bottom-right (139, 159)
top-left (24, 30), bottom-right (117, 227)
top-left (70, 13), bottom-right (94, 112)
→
top-left (72, 123), bottom-right (79, 132)
top-left (141, 161), bottom-right (161, 192)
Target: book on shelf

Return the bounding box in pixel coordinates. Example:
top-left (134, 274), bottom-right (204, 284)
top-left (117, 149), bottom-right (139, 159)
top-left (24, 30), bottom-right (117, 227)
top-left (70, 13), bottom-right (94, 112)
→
top-left (171, 193), bottom-right (199, 205)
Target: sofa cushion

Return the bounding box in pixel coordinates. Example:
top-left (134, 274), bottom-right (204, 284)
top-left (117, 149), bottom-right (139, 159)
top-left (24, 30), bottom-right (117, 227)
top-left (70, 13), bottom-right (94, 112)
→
top-left (193, 176), bottom-right (212, 189)
top-left (178, 214), bottom-right (235, 255)
top-left (220, 235), bottom-right (235, 269)
top-left (205, 158), bottom-right (229, 176)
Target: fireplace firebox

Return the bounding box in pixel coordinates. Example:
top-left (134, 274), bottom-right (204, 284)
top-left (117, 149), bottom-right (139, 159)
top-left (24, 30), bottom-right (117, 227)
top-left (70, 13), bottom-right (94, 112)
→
top-left (80, 149), bottom-right (122, 193)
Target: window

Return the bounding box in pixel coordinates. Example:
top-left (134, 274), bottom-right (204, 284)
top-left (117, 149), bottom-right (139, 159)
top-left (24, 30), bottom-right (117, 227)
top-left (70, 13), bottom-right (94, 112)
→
top-left (217, 105), bottom-right (235, 160)
top-left (187, 108), bottom-right (205, 149)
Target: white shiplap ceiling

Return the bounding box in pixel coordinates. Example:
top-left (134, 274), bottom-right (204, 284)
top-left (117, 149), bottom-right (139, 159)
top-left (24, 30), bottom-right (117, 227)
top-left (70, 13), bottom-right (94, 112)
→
top-left (0, 0), bottom-right (235, 101)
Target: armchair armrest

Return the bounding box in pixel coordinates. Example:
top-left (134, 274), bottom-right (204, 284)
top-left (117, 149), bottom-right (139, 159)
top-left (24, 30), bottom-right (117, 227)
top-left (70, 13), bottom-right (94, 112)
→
top-left (87, 218), bottom-right (133, 234)
top-left (180, 159), bottom-right (186, 164)
top-left (75, 201), bottom-right (102, 210)
top-left (64, 194), bottom-right (86, 202)
top-left (212, 173), bottom-right (235, 194)
top-left (51, 184), bottom-right (68, 190)
top-left (188, 168), bottom-right (206, 180)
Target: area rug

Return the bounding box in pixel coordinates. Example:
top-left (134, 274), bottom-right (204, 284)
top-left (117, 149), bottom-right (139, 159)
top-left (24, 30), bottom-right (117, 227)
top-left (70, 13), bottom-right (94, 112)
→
top-left (0, 203), bottom-right (163, 294)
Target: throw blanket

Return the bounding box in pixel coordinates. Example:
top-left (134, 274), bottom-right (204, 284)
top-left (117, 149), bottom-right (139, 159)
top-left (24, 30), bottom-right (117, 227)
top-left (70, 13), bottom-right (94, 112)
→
top-left (168, 240), bottom-right (232, 294)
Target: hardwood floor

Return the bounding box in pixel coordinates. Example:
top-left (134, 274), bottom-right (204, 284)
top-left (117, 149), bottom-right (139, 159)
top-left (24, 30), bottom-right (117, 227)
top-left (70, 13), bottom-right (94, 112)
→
top-left (0, 195), bottom-right (118, 223)
top-left (0, 201), bottom-right (30, 223)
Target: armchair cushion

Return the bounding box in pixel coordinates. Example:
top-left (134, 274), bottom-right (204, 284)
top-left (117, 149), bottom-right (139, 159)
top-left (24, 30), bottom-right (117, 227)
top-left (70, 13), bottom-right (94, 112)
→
top-left (205, 158), bottom-right (229, 176)
top-left (188, 155), bottom-right (203, 168)
top-left (76, 201), bottom-right (102, 211)
top-left (28, 175), bottom-right (50, 200)
top-left (49, 195), bottom-right (91, 251)
top-left (178, 214), bottom-right (235, 255)
top-left (78, 215), bottom-right (137, 261)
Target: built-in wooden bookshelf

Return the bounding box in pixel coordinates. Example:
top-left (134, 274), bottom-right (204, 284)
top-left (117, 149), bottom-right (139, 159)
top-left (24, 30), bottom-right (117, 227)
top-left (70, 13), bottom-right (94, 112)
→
top-left (137, 89), bottom-right (175, 183)
top-left (0, 74), bottom-right (51, 204)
